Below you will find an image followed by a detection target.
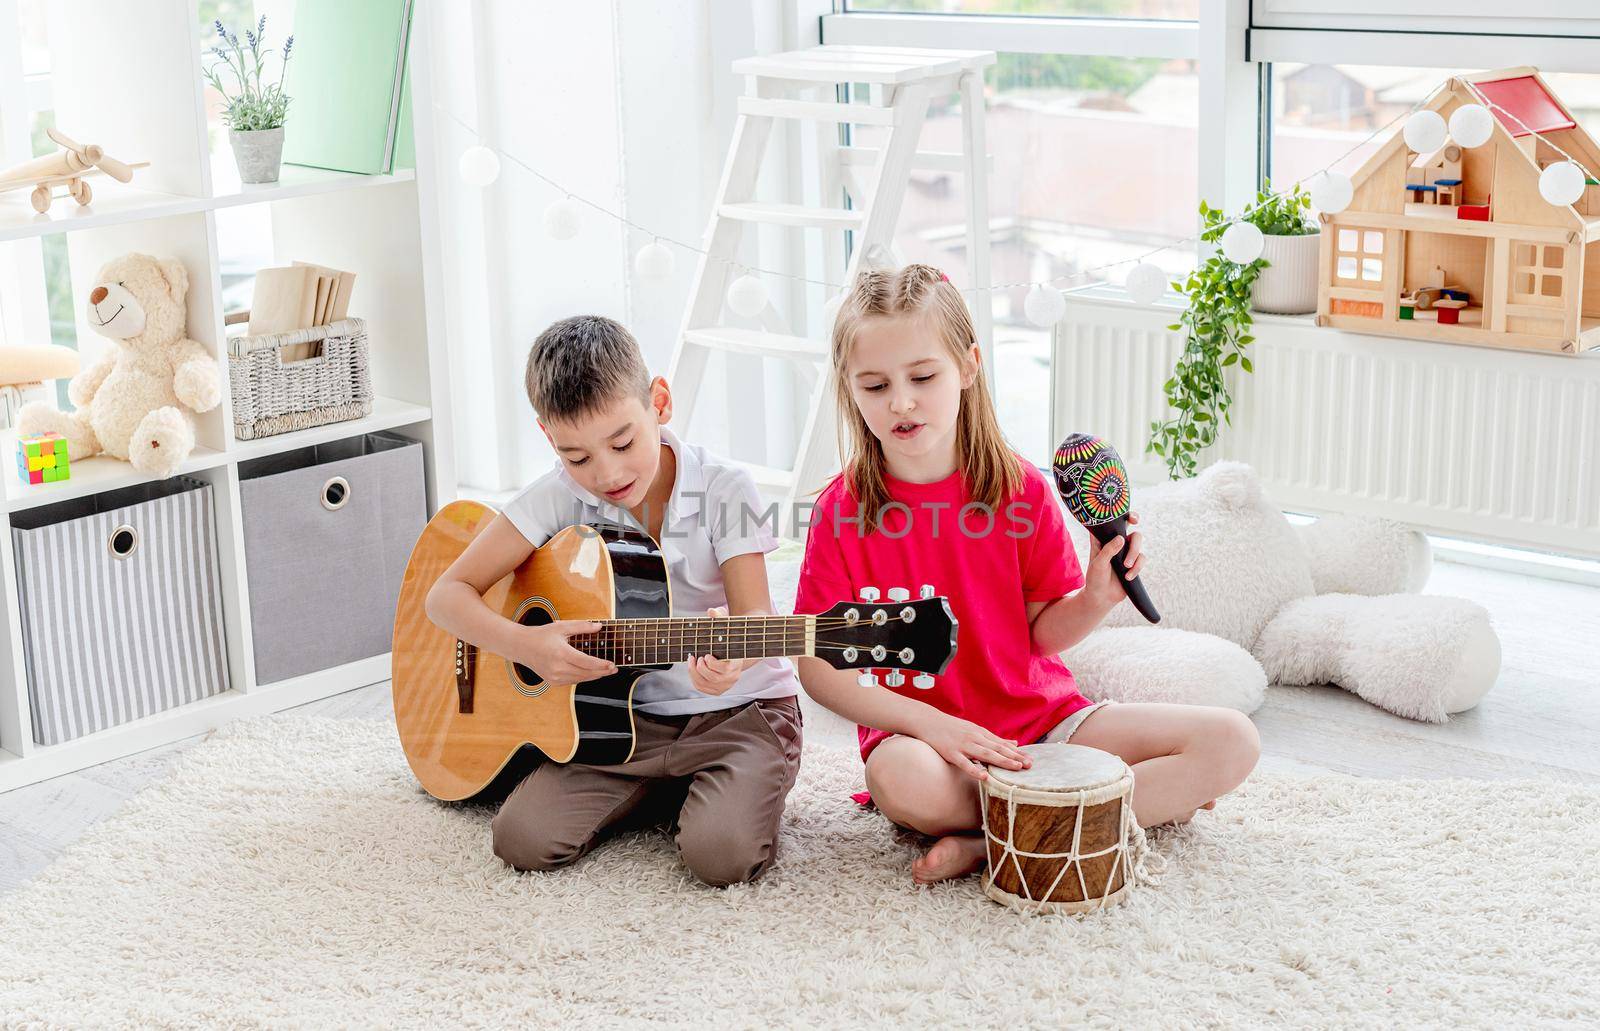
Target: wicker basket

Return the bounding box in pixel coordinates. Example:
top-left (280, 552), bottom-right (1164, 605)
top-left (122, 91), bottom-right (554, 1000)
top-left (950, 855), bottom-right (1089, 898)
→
top-left (227, 316), bottom-right (374, 440)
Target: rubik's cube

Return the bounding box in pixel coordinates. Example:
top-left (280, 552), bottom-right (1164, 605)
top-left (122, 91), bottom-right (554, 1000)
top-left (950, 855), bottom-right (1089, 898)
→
top-left (15, 432), bottom-right (70, 485)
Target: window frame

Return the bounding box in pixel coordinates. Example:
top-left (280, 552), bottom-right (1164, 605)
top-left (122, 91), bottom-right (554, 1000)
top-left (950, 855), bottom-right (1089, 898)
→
top-left (822, 2), bottom-right (1235, 460)
top-left (1333, 227), bottom-right (1384, 286)
top-left (823, 11), bottom-right (1199, 61)
top-left (819, 1), bottom-right (1600, 457)
top-left (825, 2), bottom-right (1600, 277)
top-left (1510, 242), bottom-right (1567, 306)
top-left (822, 1), bottom-right (1263, 274)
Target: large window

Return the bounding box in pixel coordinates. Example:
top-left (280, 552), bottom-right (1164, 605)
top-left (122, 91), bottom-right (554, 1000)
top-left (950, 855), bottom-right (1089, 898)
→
top-left (1268, 64), bottom-right (1600, 193)
top-left (834, 42), bottom-right (1198, 457)
top-left (1268, 64), bottom-right (1485, 189)
top-left (819, 5), bottom-right (1600, 472)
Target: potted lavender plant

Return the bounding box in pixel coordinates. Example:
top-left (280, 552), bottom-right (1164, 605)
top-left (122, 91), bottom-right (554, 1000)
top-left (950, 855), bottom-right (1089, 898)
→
top-left (204, 17), bottom-right (294, 184)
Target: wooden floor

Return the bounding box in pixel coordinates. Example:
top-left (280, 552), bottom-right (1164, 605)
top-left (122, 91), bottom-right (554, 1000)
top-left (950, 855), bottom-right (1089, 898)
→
top-left (2, 557), bottom-right (1596, 895)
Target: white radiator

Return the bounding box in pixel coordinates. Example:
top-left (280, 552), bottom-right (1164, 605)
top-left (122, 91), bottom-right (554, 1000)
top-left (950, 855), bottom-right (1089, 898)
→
top-left (1054, 290), bottom-right (1600, 559)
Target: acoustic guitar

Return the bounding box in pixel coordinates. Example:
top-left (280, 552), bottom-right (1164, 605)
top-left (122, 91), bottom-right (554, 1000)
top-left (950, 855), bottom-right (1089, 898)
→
top-left (392, 500), bottom-right (958, 802)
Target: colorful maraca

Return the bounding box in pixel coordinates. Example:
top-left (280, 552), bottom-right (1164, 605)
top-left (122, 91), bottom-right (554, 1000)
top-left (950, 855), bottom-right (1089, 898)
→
top-left (1052, 433), bottom-right (1160, 624)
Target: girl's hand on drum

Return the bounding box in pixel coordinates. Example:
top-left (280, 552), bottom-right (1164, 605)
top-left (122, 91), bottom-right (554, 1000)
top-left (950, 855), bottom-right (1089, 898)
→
top-left (914, 711), bottom-right (1032, 781)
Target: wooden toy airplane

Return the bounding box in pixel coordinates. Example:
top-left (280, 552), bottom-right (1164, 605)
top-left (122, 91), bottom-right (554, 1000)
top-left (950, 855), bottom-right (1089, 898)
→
top-left (0, 128), bottom-right (149, 214)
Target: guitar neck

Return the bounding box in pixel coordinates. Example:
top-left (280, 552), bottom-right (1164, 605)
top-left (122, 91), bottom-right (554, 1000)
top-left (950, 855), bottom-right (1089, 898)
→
top-left (576, 615), bottom-right (813, 666)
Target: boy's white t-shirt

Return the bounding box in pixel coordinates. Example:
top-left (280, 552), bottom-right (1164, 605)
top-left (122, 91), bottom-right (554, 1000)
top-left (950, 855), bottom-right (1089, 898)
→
top-left (501, 426), bottom-right (799, 715)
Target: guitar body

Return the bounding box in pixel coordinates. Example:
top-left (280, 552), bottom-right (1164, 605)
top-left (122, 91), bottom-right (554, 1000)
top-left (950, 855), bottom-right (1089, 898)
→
top-left (392, 501), bottom-right (672, 802)
top-left (394, 501), bottom-right (959, 804)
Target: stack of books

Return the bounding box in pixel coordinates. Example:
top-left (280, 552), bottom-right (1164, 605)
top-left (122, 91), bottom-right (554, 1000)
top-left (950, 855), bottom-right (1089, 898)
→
top-left (247, 262), bottom-right (358, 359)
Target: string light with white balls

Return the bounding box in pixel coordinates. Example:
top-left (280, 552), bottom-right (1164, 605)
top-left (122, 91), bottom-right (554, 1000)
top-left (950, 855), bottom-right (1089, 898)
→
top-left (725, 271), bottom-right (770, 318)
top-left (633, 239), bottom-right (675, 281)
top-left (457, 145), bottom-right (500, 188)
top-left (1462, 78), bottom-right (1596, 206)
top-left (440, 75), bottom-right (1596, 327)
top-left (542, 197), bottom-right (581, 241)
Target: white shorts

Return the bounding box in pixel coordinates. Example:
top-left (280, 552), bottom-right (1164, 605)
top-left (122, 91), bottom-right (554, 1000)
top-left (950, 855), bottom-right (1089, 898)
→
top-left (1041, 700), bottom-right (1112, 745)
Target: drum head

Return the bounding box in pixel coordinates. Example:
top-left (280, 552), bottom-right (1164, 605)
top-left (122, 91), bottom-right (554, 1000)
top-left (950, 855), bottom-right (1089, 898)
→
top-left (988, 742), bottom-right (1128, 793)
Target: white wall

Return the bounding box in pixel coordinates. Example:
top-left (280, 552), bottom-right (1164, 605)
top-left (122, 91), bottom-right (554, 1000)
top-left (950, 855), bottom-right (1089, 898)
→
top-left (426, 0), bottom-right (826, 495)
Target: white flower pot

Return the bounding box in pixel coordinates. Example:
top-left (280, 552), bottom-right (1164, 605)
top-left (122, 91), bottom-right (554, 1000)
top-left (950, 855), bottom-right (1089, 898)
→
top-left (1250, 231), bottom-right (1320, 315)
top-left (230, 126), bottom-right (284, 184)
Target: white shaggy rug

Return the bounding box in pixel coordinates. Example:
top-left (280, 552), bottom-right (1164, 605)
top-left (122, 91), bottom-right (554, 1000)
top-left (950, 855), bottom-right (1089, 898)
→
top-left (2, 717), bottom-right (1597, 1029)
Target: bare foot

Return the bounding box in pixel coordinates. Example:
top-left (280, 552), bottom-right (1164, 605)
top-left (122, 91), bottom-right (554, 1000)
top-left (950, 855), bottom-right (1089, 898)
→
top-left (1201, 800), bottom-right (1217, 811)
top-left (911, 835), bottom-right (987, 885)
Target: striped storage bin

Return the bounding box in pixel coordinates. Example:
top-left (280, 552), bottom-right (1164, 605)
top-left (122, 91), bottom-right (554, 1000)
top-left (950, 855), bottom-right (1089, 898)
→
top-left (239, 431), bottom-right (425, 685)
top-left (10, 477), bottom-right (231, 745)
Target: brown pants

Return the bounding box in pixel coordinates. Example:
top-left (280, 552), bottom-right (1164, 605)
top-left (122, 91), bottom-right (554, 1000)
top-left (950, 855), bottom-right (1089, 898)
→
top-left (492, 696), bottom-right (803, 887)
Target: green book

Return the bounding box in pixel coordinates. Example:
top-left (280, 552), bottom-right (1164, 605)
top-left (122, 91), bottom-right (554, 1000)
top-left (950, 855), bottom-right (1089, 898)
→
top-left (392, 48), bottom-right (414, 172)
top-left (282, 0), bottom-right (415, 175)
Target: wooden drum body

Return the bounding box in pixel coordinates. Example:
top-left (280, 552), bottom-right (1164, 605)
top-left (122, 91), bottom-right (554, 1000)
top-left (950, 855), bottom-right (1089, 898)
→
top-left (980, 743), bottom-right (1142, 915)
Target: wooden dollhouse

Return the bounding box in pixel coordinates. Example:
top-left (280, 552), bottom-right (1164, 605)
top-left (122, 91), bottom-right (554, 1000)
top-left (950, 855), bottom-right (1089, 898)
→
top-left (1316, 68), bottom-right (1600, 355)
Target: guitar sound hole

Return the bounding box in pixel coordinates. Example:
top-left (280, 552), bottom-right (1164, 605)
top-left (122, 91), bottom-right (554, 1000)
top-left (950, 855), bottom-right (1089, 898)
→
top-left (512, 605), bottom-right (554, 687)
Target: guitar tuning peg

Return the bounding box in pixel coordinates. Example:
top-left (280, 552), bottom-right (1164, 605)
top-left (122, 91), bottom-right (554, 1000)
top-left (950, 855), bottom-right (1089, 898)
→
top-left (885, 670), bottom-right (905, 688)
top-left (886, 587), bottom-right (910, 602)
top-left (912, 673), bottom-right (935, 690)
top-left (860, 587), bottom-right (881, 602)
top-left (857, 672), bottom-right (879, 688)
top-left (920, 584), bottom-right (936, 599)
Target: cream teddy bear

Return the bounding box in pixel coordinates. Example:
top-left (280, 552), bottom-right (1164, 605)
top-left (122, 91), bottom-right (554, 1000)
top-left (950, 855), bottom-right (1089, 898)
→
top-left (18, 252), bottom-right (220, 479)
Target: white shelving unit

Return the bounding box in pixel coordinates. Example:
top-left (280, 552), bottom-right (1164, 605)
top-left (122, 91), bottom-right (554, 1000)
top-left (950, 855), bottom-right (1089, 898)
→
top-left (0, 0), bottom-right (456, 792)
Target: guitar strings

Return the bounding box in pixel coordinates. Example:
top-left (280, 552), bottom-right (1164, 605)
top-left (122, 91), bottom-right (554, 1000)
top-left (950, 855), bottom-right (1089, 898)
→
top-left (570, 613), bottom-right (920, 662)
top-left (577, 615), bottom-right (914, 638)
top-left (574, 642), bottom-right (923, 662)
top-left (582, 614), bottom-right (916, 628)
top-left (573, 614), bottom-right (915, 640)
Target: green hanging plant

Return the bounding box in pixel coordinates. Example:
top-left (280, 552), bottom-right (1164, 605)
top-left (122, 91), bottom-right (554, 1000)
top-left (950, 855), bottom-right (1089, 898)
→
top-left (1147, 182), bottom-right (1316, 479)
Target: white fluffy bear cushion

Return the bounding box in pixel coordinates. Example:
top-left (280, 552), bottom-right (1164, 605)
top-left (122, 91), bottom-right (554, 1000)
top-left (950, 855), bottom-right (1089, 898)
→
top-left (1255, 593), bottom-right (1500, 722)
top-left (1088, 462), bottom-right (1313, 649)
top-left (1065, 627), bottom-right (1266, 713)
top-left (1296, 515), bottom-right (1432, 595)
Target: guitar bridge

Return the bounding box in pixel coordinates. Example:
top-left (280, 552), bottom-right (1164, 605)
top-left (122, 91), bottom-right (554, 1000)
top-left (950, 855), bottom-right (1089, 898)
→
top-left (455, 639), bottom-right (477, 713)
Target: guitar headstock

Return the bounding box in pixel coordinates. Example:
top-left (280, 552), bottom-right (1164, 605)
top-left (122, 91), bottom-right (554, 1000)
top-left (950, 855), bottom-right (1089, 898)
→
top-left (813, 586), bottom-right (957, 680)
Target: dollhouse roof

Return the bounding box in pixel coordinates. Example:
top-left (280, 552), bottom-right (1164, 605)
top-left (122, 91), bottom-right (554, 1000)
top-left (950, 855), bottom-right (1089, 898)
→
top-left (1347, 67), bottom-right (1600, 226)
top-left (1475, 75), bottom-right (1575, 137)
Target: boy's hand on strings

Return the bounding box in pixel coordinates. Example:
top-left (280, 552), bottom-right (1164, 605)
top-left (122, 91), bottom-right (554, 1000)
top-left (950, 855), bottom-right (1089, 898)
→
top-left (687, 606), bottom-right (755, 696)
top-left (515, 620), bottom-right (617, 685)
top-left (913, 710), bottom-right (1032, 781)
top-left (1082, 510), bottom-right (1146, 614)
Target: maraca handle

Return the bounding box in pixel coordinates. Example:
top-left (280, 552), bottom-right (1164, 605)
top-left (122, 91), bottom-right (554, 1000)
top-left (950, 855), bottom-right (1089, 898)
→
top-left (1091, 518), bottom-right (1160, 624)
top-left (1108, 546), bottom-right (1161, 624)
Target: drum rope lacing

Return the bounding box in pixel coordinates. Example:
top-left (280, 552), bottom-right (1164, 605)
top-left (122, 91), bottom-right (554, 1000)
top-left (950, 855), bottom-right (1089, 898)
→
top-left (980, 772), bottom-right (1165, 915)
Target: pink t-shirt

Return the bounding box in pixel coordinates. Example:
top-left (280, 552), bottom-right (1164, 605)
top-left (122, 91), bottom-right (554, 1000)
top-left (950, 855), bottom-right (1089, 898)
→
top-left (793, 458), bottom-right (1092, 764)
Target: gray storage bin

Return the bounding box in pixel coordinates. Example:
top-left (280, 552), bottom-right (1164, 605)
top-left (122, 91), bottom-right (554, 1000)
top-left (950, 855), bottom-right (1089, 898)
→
top-left (239, 431), bottom-right (425, 685)
top-left (10, 477), bottom-right (231, 745)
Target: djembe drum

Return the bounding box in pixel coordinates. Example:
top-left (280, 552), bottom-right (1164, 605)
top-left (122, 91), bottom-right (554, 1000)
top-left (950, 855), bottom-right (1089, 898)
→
top-left (980, 742), bottom-right (1153, 915)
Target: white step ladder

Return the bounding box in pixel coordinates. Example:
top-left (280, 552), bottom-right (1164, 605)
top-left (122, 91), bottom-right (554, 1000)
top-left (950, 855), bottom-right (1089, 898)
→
top-left (668, 45), bottom-right (996, 536)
